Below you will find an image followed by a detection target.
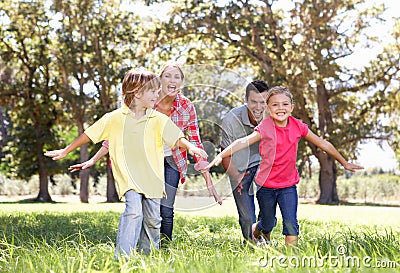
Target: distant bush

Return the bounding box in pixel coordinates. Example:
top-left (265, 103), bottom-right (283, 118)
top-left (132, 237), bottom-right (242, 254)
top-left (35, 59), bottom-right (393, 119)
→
top-left (337, 173), bottom-right (400, 203)
top-left (89, 175), bottom-right (107, 196)
top-left (295, 172), bottom-right (400, 203)
top-left (0, 171), bottom-right (399, 204)
top-left (297, 176), bottom-right (319, 200)
top-left (180, 173), bottom-right (232, 198)
top-left (50, 174), bottom-right (75, 195)
top-left (0, 174), bottom-right (35, 195)
top-left (178, 171), bottom-right (400, 204)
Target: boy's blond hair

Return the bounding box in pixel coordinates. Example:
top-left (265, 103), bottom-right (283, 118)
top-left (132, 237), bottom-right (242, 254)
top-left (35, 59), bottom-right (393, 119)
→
top-left (266, 86), bottom-right (294, 104)
top-left (122, 69), bottom-right (160, 107)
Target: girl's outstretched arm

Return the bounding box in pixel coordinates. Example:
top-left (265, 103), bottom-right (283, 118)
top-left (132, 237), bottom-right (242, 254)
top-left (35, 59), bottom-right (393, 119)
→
top-left (304, 130), bottom-right (364, 172)
top-left (206, 131), bottom-right (261, 169)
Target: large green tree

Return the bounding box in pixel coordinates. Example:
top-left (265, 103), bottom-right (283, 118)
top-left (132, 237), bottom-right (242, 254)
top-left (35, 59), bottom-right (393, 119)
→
top-left (0, 0), bottom-right (63, 201)
top-left (380, 20), bottom-right (400, 168)
top-left (50, 0), bottom-right (153, 202)
top-left (50, 0), bottom-right (99, 203)
top-left (154, 0), bottom-right (400, 204)
top-left (0, 0), bottom-right (164, 202)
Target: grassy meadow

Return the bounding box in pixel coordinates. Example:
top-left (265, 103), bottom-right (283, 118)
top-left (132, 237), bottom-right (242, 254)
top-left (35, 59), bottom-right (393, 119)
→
top-left (0, 197), bottom-right (399, 273)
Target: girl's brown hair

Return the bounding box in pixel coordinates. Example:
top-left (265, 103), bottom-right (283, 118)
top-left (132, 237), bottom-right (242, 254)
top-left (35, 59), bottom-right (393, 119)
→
top-left (122, 69), bottom-right (160, 107)
top-left (266, 86), bottom-right (294, 104)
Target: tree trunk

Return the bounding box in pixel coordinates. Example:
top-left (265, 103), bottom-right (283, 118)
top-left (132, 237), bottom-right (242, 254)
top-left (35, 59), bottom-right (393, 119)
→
top-left (316, 153), bottom-right (338, 204)
top-left (77, 121), bottom-right (90, 203)
top-left (314, 83), bottom-right (339, 205)
top-left (0, 106), bottom-right (6, 144)
top-left (36, 148), bottom-right (52, 202)
top-left (106, 156), bottom-right (119, 202)
top-left (79, 144), bottom-right (90, 203)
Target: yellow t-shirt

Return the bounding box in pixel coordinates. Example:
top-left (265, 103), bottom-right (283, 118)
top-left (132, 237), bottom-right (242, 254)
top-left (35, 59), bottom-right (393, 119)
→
top-left (85, 104), bottom-right (184, 199)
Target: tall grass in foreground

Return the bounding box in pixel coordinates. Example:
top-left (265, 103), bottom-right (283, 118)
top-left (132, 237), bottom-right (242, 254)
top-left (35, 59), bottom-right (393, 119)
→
top-left (0, 212), bottom-right (399, 273)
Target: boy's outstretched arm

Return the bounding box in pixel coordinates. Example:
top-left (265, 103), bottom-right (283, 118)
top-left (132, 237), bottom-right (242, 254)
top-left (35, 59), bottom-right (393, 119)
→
top-left (44, 133), bottom-right (91, 161)
top-left (305, 130), bottom-right (364, 172)
top-left (69, 146), bottom-right (109, 172)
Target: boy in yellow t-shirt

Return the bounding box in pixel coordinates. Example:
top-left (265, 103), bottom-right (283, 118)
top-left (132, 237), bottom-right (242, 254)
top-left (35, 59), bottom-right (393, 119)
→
top-left (44, 69), bottom-right (207, 257)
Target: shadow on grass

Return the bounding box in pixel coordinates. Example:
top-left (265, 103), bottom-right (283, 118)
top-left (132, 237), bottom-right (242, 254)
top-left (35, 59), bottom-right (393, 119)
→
top-left (338, 200), bottom-right (400, 207)
top-left (0, 197), bottom-right (120, 204)
top-left (0, 211), bottom-right (119, 246)
top-left (0, 212), bottom-right (242, 253)
top-left (0, 198), bottom-right (56, 204)
top-left (299, 198), bottom-right (400, 208)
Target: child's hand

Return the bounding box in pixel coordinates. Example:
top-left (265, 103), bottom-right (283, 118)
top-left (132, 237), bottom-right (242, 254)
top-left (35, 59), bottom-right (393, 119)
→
top-left (44, 149), bottom-right (68, 160)
top-left (343, 162), bottom-right (364, 172)
top-left (189, 147), bottom-right (208, 159)
top-left (205, 156), bottom-right (222, 170)
top-left (68, 159), bottom-right (95, 172)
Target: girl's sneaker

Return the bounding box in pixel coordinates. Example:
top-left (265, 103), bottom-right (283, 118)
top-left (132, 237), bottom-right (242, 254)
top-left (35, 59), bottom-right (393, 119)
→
top-left (252, 222), bottom-right (270, 246)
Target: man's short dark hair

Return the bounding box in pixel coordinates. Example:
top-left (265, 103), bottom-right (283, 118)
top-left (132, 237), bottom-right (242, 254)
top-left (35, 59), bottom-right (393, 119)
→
top-left (245, 80), bottom-right (269, 99)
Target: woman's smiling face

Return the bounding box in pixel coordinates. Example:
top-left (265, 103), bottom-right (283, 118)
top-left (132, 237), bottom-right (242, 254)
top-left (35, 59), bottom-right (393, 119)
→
top-left (160, 66), bottom-right (184, 98)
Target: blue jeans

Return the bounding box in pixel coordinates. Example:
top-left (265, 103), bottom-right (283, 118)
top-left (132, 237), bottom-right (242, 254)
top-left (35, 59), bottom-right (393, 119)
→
top-left (256, 185), bottom-right (299, 236)
top-left (229, 165), bottom-right (258, 240)
top-left (115, 190), bottom-right (161, 257)
top-left (160, 157), bottom-right (180, 240)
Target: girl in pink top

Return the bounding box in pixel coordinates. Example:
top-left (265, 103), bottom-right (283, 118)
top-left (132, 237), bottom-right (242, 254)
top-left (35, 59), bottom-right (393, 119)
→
top-left (207, 86), bottom-right (363, 246)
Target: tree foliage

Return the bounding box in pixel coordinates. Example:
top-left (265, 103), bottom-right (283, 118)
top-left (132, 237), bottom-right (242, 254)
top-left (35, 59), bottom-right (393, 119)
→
top-left (0, 0), bottom-right (159, 202)
top-left (150, 0), bottom-right (400, 204)
top-left (0, 0), bottom-right (65, 201)
top-left (0, 0), bottom-right (399, 204)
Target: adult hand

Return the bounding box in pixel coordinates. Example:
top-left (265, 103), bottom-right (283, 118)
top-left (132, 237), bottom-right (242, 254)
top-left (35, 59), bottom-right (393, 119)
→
top-left (233, 171), bottom-right (249, 195)
top-left (44, 149), bottom-right (67, 160)
top-left (68, 159), bottom-right (96, 172)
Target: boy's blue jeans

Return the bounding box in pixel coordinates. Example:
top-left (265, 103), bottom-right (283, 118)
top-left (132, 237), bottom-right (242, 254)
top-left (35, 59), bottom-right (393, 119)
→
top-left (160, 157), bottom-right (180, 240)
top-left (115, 190), bottom-right (161, 257)
top-left (256, 185), bottom-right (299, 236)
top-left (229, 165), bottom-right (258, 240)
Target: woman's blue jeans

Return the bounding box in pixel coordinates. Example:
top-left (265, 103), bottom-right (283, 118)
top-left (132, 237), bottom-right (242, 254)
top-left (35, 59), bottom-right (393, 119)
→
top-left (160, 157), bottom-right (180, 240)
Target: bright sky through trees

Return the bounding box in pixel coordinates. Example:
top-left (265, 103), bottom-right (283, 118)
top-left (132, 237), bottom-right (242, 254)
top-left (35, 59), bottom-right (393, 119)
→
top-left (348, 0), bottom-right (399, 171)
top-left (272, 0), bottom-right (399, 171)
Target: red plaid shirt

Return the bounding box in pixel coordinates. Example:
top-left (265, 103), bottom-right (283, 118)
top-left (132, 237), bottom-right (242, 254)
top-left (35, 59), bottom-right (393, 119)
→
top-left (104, 93), bottom-right (206, 183)
top-left (155, 93), bottom-right (206, 183)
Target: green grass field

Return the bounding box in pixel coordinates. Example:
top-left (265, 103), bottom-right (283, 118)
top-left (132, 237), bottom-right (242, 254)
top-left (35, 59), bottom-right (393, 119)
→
top-left (0, 197), bottom-right (399, 272)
